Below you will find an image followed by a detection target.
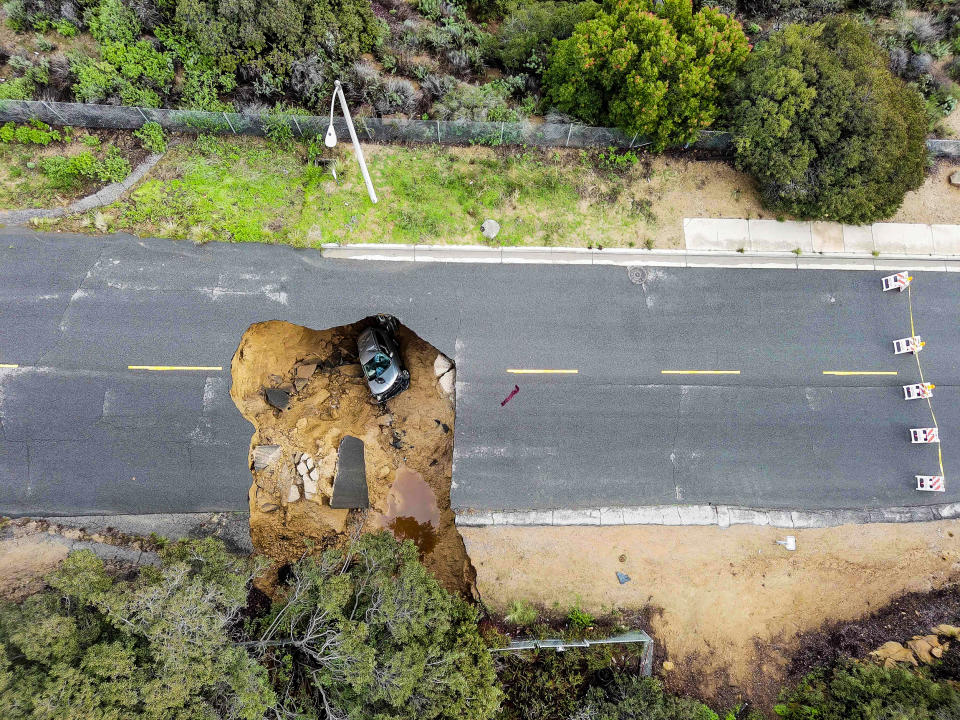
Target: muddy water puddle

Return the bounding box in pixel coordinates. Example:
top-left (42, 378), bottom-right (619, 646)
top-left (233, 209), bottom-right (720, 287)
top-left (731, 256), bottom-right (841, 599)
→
top-left (375, 465), bottom-right (441, 554)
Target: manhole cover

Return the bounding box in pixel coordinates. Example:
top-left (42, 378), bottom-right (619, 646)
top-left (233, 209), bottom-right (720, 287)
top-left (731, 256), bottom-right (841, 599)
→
top-left (627, 266), bottom-right (646, 285)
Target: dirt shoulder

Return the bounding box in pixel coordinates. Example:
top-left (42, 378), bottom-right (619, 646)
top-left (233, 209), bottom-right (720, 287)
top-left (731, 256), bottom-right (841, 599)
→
top-left (462, 520), bottom-right (960, 709)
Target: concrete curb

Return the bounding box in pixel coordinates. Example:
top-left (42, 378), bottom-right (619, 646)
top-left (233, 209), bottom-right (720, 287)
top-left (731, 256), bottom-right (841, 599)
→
top-left (0, 152), bottom-right (164, 226)
top-left (455, 502), bottom-right (960, 529)
top-left (1, 531), bottom-right (161, 566)
top-left (321, 243), bottom-right (960, 271)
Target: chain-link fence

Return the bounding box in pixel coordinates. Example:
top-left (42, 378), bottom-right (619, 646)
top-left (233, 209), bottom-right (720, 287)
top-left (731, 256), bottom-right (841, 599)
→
top-left (0, 99), bottom-right (734, 150)
top-left (1, 99), bottom-right (956, 156)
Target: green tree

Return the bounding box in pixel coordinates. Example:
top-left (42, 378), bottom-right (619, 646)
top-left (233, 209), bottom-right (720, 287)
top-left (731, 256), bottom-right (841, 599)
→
top-left (496, 0), bottom-right (600, 75)
top-left (253, 532), bottom-right (501, 720)
top-left (775, 659), bottom-right (960, 719)
top-left (0, 540), bottom-right (275, 720)
top-left (543, 0), bottom-right (749, 150)
top-left (728, 16), bottom-right (928, 224)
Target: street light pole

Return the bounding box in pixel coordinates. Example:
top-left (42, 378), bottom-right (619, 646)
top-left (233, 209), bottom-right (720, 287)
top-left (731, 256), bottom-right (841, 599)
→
top-left (326, 80), bottom-right (378, 205)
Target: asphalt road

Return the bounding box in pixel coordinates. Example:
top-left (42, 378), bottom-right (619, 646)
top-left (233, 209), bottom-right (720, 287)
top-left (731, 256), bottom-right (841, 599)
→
top-left (0, 229), bottom-right (957, 516)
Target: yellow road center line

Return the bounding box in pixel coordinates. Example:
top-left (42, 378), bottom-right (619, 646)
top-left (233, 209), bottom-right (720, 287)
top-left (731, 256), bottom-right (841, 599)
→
top-left (0, 363), bottom-right (18, 368)
top-left (128, 365), bottom-right (223, 371)
top-left (506, 369), bottom-right (578, 374)
top-left (822, 371), bottom-right (898, 376)
top-left (661, 370), bottom-right (741, 375)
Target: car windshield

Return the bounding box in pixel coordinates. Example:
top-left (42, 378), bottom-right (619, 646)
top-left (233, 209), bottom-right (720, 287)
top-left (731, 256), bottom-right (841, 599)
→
top-left (363, 353), bottom-right (391, 379)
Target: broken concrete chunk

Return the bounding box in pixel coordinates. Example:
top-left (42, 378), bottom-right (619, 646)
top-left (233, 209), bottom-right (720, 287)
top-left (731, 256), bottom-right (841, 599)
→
top-left (287, 484), bottom-right (301, 503)
top-left (297, 460), bottom-right (309, 477)
top-left (303, 477), bottom-right (318, 497)
top-left (252, 444), bottom-right (282, 470)
top-left (265, 388), bottom-right (290, 411)
top-left (331, 435), bottom-right (369, 509)
top-left (305, 455), bottom-right (315, 470)
top-left (950, 171), bottom-right (960, 187)
top-left (438, 370), bottom-right (455, 396)
top-left (296, 363), bottom-right (317, 378)
top-left (309, 467), bottom-right (319, 482)
top-left (434, 354), bottom-right (453, 377)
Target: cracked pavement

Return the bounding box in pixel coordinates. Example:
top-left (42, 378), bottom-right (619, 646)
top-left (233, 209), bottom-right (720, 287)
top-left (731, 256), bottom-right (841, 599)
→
top-left (1, 229), bottom-right (959, 516)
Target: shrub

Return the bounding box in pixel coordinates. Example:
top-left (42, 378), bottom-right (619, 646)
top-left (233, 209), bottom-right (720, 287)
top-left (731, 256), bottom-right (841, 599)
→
top-left (729, 16), bottom-right (928, 223)
top-left (373, 77), bottom-right (419, 115)
top-left (496, 0), bottom-right (600, 74)
top-left (420, 72), bottom-right (458, 102)
top-left (288, 54), bottom-right (330, 108)
top-left (544, 0), bottom-right (750, 151)
top-left (255, 532), bottom-right (501, 720)
top-left (581, 674), bottom-right (721, 720)
top-left (0, 542), bottom-right (275, 719)
top-left (345, 59), bottom-right (382, 104)
top-left (495, 644), bottom-right (619, 720)
top-left (504, 599), bottom-right (538, 625)
top-left (775, 659), bottom-right (960, 719)
top-left (432, 80), bottom-right (524, 121)
top-left (0, 118), bottom-right (62, 144)
top-left (41, 145), bottom-right (131, 188)
top-left (133, 120), bottom-right (166, 153)
top-left (567, 604), bottom-right (594, 632)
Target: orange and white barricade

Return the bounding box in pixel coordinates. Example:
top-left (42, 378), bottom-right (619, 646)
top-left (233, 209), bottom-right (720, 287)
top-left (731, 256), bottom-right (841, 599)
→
top-left (916, 475), bottom-right (945, 492)
top-left (893, 336), bottom-right (924, 355)
top-left (910, 427), bottom-right (940, 443)
top-left (903, 383), bottom-right (934, 400)
top-left (882, 272), bottom-right (912, 292)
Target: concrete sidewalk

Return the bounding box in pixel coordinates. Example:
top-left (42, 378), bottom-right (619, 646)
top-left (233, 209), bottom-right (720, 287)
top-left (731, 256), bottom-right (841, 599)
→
top-left (684, 218), bottom-right (960, 256)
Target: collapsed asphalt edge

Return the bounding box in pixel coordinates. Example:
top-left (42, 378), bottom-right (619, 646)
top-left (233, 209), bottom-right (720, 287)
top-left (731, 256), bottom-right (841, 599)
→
top-left (321, 243), bottom-right (960, 271)
top-left (454, 502), bottom-right (960, 529)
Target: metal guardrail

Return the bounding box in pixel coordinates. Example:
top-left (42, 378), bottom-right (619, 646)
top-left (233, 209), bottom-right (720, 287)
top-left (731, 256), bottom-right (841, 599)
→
top-left (0, 99), bottom-right (733, 150)
top-left (490, 630), bottom-right (654, 675)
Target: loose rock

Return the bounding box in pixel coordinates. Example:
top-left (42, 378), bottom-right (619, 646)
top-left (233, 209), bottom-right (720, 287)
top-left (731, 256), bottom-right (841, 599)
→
top-left (265, 388), bottom-right (290, 411)
top-left (870, 641), bottom-right (918, 666)
top-left (438, 370), bottom-right (455, 396)
top-left (434, 354), bottom-right (453, 377)
top-left (296, 363), bottom-right (317, 378)
top-left (252, 444), bottom-right (282, 470)
top-left (287, 484), bottom-right (301, 503)
top-left (950, 171), bottom-right (960, 187)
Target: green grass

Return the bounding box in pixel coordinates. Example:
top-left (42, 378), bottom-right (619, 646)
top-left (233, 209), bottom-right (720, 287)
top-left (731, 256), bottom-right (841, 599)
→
top-left (79, 135), bottom-right (657, 247)
top-left (0, 144), bottom-right (95, 209)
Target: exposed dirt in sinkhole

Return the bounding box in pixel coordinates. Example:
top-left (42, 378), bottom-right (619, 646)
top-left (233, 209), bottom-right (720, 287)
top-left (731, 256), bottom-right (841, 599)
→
top-left (229, 318), bottom-right (475, 597)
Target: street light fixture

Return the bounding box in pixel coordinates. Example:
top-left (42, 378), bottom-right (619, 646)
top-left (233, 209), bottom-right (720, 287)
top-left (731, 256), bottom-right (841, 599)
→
top-left (325, 80), bottom-right (378, 205)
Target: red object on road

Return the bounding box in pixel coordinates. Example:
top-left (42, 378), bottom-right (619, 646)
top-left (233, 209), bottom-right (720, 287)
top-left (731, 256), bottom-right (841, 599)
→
top-left (501, 385), bottom-right (520, 407)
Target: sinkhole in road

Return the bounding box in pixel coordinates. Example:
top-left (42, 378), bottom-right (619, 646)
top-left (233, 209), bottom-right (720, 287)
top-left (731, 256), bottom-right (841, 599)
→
top-left (229, 318), bottom-right (476, 597)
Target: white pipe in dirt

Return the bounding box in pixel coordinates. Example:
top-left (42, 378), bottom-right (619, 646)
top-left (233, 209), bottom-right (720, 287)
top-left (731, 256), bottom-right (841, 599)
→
top-left (334, 80), bottom-right (378, 205)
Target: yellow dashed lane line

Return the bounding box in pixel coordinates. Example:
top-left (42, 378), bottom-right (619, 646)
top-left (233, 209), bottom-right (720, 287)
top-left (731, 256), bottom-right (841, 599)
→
top-left (128, 365), bottom-right (223, 371)
top-left (507, 369), bottom-right (578, 374)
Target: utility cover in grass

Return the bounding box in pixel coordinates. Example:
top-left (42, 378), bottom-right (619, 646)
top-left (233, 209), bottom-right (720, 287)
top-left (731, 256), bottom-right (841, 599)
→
top-left (332, 435), bottom-right (369, 508)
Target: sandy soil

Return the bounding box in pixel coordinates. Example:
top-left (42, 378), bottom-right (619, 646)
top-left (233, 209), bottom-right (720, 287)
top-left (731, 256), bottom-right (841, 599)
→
top-left (230, 319), bottom-right (474, 596)
top-left (462, 521), bottom-right (960, 706)
top-left (633, 156), bottom-right (767, 248)
top-left (0, 535), bottom-right (69, 601)
top-left (890, 160), bottom-right (960, 225)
